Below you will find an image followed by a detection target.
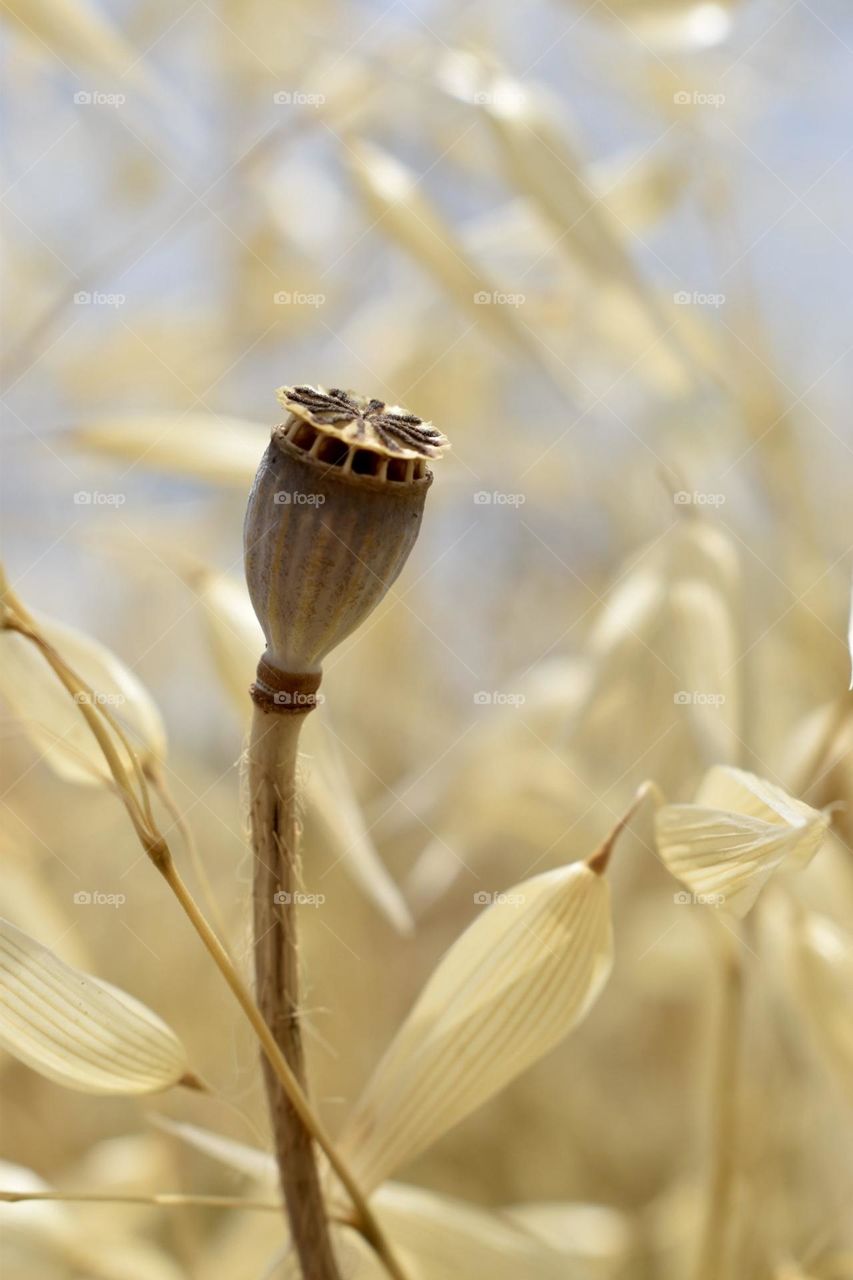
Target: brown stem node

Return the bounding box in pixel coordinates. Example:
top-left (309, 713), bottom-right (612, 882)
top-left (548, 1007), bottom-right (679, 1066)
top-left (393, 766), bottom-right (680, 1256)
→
top-left (250, 657), bottom-right (323, 715)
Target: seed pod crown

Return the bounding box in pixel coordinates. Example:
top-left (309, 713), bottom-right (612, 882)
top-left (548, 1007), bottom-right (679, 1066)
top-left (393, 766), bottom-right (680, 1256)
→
top-left (276, 385), bottom-right (447, 471)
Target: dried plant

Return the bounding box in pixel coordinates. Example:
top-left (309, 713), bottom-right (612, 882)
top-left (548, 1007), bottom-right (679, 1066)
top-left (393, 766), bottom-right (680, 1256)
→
top-left (2, 4), bottom-right (852, 1280)
top-left (244, 388), bottom-right (448, 1278)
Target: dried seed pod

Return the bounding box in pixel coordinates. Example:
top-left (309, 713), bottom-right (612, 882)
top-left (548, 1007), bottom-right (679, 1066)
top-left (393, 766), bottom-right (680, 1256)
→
top-left (244, 386), bottom-right (448, 690)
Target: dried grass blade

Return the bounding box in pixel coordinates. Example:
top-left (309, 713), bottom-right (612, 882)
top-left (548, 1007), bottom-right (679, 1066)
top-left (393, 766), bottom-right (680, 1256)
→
top-left (655, 766), bottom-right (830, 915)
top-left (3, 0), bottom-right (167, 104)
top-left (792, 910), bottom-right (853, 1098)
top-left (150, 1115), bottom-right (278, 1185)
top-left (73, 416), bottom-right (267, 486)
top-left (339, 862), bottom-right (612, 1190)
top-left (0, 917), bottom-right (191, 1094)
top-left (371, 1182), bottom-right (568, 1280)
top-left (347, 139), bottom-right (576, 394)
top-left (0, 615), bottom-right (166, 787)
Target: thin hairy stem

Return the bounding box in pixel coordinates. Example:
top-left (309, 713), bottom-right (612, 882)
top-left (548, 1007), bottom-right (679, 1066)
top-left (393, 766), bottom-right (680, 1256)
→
top-left (162, 852), bottom-right (408, 1280)
top-left (247, 707), bottom-right (340, 1280)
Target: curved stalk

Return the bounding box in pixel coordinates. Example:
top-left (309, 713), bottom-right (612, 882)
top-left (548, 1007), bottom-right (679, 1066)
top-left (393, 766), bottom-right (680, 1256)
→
top-left (146, 762), bottom-right (235, 960)
top-left (0, 1190), bottom-right (281, 1211)
top-left (0, 590), bottom-right (407, 1280)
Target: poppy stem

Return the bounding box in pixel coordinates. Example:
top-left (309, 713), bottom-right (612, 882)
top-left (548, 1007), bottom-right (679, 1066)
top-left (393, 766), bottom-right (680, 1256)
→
top-left (249, 707), bottom-right (343, 1280)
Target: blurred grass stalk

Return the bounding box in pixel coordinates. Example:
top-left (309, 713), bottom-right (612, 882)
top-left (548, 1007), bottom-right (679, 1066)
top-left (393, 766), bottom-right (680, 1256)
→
top-left (697, 918), bottom-right (745, 1280)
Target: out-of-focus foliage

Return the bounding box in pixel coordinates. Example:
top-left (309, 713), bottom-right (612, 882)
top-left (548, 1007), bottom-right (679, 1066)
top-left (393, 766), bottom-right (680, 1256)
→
top-left (2, 0), bottom-right (852, 1277)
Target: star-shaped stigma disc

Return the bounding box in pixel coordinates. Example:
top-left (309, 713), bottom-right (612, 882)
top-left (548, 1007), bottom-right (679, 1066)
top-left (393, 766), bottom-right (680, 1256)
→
top-left (277, 385), bottom-right (449, 459)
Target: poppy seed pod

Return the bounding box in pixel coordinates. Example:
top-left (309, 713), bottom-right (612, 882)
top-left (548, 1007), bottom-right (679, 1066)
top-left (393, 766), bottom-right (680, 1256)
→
top-left (244, 385), bottom-right (448, 705)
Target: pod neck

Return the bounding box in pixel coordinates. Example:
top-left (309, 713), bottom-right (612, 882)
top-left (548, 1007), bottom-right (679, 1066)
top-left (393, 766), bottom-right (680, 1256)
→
top-left (250, 655), bottom-right (322, 715)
